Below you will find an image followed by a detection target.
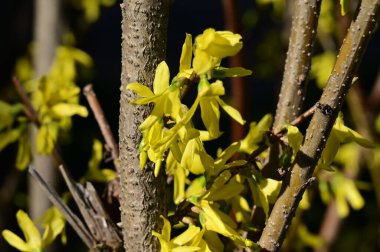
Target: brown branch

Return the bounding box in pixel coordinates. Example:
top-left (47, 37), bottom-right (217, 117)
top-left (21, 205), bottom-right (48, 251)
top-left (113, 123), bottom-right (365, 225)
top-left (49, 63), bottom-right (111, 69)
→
top-left (273, 0), bottom-right (322, 127)
top-left (11, 77), bottom-right (40, 125)
top-left (222, 0), bottom-right (247, 142)
top-left (263, 0), bottom-right (322, 181)
top-left (259, 1), bottom-right (380, 251)
top-left (289, 105), bottom-right (316, 128)
top-left (83, 84), bottom-right (120, 172)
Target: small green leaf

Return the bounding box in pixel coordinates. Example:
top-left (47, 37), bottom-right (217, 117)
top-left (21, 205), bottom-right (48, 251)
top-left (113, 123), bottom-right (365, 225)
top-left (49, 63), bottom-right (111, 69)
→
top-left (213, 67), bottom-right (252, 78)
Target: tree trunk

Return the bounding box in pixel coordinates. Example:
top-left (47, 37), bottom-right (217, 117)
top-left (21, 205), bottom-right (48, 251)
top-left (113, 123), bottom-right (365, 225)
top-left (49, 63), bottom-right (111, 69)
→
top-left (29, 0), bottom-right (61, 220)
top-left (119, 0), bottom-right (170, 251)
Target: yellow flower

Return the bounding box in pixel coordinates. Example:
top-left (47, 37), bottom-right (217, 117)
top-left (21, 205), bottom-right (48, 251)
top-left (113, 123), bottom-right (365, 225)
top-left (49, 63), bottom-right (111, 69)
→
top-left (128, 61), bottom-right (184, 176)
top-left (49, 46), bottom-right (92, 81)
top-left (193, 28), bottom-right (242, 74)
top-left (166, 150), bottom-right (187, 204)
top-left (239, 114), bottom-right (273, 154)
top-left (212, 142), bottom-right (245, 176)
top-left (178, 33), bottom-right (194, 78)
top-left (72, 0), bottom-right (116, 23)
top-left (152, 216), bottom-right (202, 252)
top-left (15, 125), bottom-right (32, 170)
top-left (317, 114), bottom-right (374, 170)
top-left (181, 138), bottom-right (214, 175)
top-left (230, 196), bottom-right (251, 223)
top-left (198, 77), bottom-right (245, 140)
top-left (331, 172), bottom-right (365, 218)
top-left (2, 208), bottom-right (65, 252)
top-left (0, 101), bottom-right (23, 130)
top-left (200, 200), bottom-right (255, 248)
top-left (28, 76), bottom-right (88, 155)
top-left (39, 207), bottom-right (66, 247)
top-left (82, 139), bottom-right (116, 183)
top-left (203, 171), bottom-right (245, 201)
top-left (186, 176), bottom-right (206, 199)
top-left (128, 61), bottom-right (182, 131)
top-left (196, 29), bottom-right (242, 58)
top-left (179, 31), bottom-right (251, 78)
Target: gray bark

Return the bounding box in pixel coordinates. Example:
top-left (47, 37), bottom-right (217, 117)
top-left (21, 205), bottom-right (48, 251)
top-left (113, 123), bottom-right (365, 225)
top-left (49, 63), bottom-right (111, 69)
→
top-left (119, 0), bottom-right (170, 250)
top-left (29, 0), bottom-right (61, 220)
top-left (274, 0), bottom-right (321, 128)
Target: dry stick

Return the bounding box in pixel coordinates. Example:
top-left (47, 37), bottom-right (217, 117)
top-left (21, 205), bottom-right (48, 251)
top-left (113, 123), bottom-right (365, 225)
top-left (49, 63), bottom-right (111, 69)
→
top-left (83, 84), bottom-right (120, 172)
top-left (273, 0), bottom-right (321, 127)
top-left (28, 166), bottom-right (95, 249)
top-left (258, 1), bottom-right (380, 251)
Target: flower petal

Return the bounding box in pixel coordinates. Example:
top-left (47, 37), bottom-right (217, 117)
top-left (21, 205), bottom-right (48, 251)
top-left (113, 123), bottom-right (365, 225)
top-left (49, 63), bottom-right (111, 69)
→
top-left (51, 103), bottom-right (88, 118)
top-left (216, 97), bottom-right (245, 125)
top-left (127, 82), bottom-right (154, 98)
top-left (16, 210), bottom-right (42, 249)
top-left (153, 61), bottom-right (170, 94)
top-left (180, 34), bottom-right (193, 72)
top-left (2, 230), bottom-right (30, 252)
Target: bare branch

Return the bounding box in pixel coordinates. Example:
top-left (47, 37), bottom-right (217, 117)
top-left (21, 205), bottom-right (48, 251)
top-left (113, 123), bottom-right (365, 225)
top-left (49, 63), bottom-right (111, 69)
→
top-left (259, 1), bottom-right (380, 250)
top-left (274, 0), bottom-right (322, 127)
top-left (84, 84), bottom-right (120, 172)
top-left (11, 77), bottom-right (40, 125)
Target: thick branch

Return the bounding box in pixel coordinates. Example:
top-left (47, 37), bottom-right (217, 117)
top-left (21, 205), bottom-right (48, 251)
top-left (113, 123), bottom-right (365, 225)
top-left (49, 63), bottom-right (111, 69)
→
top-left (259, 1), bottom-right (380, 251)
top-left (274, 0), bottom-right (321, 127)
top-left (119, 0), bottom-right (170, 251)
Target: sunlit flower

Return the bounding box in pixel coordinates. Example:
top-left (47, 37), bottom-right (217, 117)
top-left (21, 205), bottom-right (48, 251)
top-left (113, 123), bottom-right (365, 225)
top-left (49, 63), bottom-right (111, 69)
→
top-left (2, 208), bottom-right (65, 252)
top-left (193, 28), bottom-right (243, 74)
top-left (152, 216), bottom-right (202, 252)
top-left (82, 139), bottom-right (116, 183)
top-left (198, 77), bottom-right (245, 140)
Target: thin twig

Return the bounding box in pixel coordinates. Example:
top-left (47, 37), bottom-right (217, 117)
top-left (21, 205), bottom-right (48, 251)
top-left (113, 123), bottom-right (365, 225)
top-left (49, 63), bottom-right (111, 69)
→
top-left (83, 84), bottom-right (120, 172)
top-left (289, 105), bottom-right (316, 127)
top-left (11, 77), bottom-right (40, 125)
